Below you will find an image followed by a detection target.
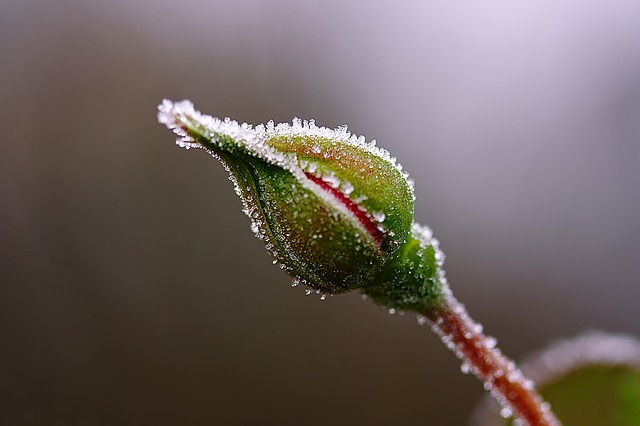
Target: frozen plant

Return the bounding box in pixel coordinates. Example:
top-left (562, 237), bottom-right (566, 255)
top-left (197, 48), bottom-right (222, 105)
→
top-left (157, 99), bottom-right (563, 425)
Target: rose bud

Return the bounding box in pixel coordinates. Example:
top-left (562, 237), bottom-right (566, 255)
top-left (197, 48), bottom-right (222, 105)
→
top-left (157, 100), bottom-right (444, 310)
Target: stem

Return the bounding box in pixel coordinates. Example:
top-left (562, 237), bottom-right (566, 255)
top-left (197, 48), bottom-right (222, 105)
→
top-left (424, 294), bottom-right (561, 426)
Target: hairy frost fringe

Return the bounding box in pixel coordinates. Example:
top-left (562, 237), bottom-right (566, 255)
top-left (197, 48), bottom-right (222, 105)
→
top-left (157, 99), bottom-right (414, 192)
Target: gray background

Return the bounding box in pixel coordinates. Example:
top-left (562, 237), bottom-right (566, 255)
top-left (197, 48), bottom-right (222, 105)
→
top-left (1, 0), bottom-right (639, 424)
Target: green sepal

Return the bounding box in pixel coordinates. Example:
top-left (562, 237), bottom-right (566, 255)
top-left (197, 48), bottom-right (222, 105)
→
top-left (363, 224), bottom-right (447, 314)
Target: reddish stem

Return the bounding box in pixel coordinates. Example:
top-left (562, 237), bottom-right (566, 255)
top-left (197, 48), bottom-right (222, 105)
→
top-left (424, 295), bottom-right (561, 426)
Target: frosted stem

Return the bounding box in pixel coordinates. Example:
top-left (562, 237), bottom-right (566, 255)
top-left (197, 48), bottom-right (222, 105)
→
top-left (424, 294), bottom-right (561, 426)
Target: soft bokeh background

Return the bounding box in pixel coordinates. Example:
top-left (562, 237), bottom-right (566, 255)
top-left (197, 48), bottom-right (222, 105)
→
top-left (1, 1), bottom-right (639, 424)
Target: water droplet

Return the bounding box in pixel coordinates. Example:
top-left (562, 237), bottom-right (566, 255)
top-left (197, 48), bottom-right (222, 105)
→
top-left (500, 407), bottom-right (513, 419)
top-left (250, 222), bottom-right (259, 234)
top-left (322, 173), bottom-right (341, 189)
top-left (388, 308), bottom-right (396, 315)
top-left (342, 182), bottom-right (354, 195)
top-left (372, 211), bottom-right (386, 223)
top-left (507, 371), bottom-right (520, 383)
top-left (460, 362), bottom-right (471, 374)
top-left (353, 194), bottom-right (368, 204)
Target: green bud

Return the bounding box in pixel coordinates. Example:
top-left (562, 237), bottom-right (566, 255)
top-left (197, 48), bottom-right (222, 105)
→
top-left (158, 100), bottom-right (415, 295)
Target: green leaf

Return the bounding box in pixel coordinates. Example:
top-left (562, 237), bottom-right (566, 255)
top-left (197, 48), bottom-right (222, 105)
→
top-left (531, 364), bottom-right (640, 425)
top-left (472, 332), bottom-right (640, 426)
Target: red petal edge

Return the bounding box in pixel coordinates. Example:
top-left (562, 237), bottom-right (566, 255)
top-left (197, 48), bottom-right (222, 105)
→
top-left (304, 172), bottom-right (383, 245)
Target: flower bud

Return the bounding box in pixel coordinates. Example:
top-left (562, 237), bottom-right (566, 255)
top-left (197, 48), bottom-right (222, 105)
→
top-left (158, 100), bottom-right (414, 295)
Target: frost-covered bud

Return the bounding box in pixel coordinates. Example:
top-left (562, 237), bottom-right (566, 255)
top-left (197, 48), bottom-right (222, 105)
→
top-left (158, 100), bottom-right (414, 295)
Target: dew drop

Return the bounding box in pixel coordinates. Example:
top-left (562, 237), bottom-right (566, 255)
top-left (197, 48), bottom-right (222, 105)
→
top-left (372, 211), bottom-right (386, 223)
top-left (342, 182), bottom-right (354, 195)
top-left (500, 407), bottom-right (513, 419)
top-left (322, 173), bottom-right (341, 189)
top-left (460, 362), bottom-right (471, 374)
top-left (353, 194), bottom-right (368, 204)
top-left (507, 371), bottom-right (520, 383)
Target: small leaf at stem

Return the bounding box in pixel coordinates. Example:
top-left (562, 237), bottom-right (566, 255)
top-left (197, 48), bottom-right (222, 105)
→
top-left (472, 332), bottom-right (640, 426)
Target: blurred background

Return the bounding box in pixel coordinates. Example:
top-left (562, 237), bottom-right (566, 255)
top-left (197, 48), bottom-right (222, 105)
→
top-left (1, 0), bottom-right (639, 424)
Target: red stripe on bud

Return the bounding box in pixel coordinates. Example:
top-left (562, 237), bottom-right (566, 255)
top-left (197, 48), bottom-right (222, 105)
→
top-left (304, 172), bottom-right (384, 245)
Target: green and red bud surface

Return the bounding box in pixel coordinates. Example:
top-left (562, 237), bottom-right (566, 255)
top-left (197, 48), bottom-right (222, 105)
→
top-left (158, 99), bottom-right (446, 312)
